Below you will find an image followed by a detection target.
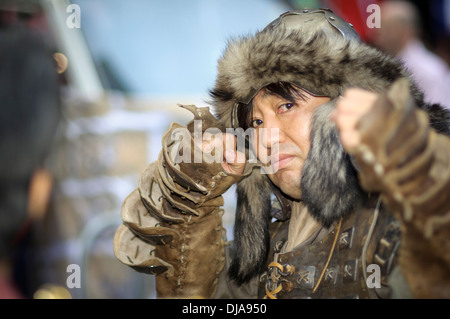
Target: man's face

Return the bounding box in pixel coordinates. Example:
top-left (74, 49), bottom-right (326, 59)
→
top-left (250, 89), bottom-right (330, 199)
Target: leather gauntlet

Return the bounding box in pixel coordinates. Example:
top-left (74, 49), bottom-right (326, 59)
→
top-left (114, 105), bottom-right (250, 298)
top-left (349, 79), bottom-right (450, 298)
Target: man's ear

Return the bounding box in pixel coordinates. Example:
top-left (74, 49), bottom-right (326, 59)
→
top-left (27, 168), bottom-right (53, 220)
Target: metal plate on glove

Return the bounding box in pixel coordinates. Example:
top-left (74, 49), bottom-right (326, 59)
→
top-left (157, 150), bottom-right (206, 204)
top-left (121, 188), bottom-right (180, 247)
top-left (113, 223), bottom-right (174, 277)
top-left (139, 161), bottom-right (185, 224)
top-left (162, 122), bottom-right (209, 194)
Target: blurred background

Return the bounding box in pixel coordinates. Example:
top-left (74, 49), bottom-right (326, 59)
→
top-left (0, 0), bottom-right (448, 299)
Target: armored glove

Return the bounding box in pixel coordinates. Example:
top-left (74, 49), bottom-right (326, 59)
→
top-left (349, 79), bottom-right (450, 298)
top-left (114, 105), bottom-right (254, 298)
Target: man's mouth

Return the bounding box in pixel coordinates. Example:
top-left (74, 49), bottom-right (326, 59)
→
top-left (271, 153), bottom-right (295, 170)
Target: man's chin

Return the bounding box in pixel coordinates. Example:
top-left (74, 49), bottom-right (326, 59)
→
top-left (276, 179), bottom-right (302, 200)
top-left (267, 168), bottom-right (302, 198)
top-left (281, 189), bottom-right (302, 201)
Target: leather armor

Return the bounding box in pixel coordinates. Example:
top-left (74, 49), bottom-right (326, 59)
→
top-left (350, 79), bottom-right (450, 298)
top-left (259, 199), bottom-right (401, 299)
top-left (114, 105), bottom-right (252, 298)
top-left (256, 79), bottom-right (450, 299)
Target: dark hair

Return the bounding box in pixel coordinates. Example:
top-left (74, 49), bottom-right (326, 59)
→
top-left (237, 82), bottom-right (307, 130)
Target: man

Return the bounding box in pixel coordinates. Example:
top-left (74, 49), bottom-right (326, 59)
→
top-left (114, 9), bottom-right (450, 298)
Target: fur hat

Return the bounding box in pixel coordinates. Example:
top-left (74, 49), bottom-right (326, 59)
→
top-left (209, 9), bottom-right (448, 285)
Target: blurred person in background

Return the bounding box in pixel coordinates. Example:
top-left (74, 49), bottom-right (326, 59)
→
top-left (374, 0), bottom-right (450, 109)
top-left (0, 25), bottom-right (60, 298)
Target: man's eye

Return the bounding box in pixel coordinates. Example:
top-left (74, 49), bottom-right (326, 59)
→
top-left (278, 103), bottom-right (294, 113)
top-left (250, 119), bottom-right (263, 128)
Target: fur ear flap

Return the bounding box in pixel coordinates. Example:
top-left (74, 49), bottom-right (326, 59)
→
top-left (301, 100), bottom-right (365, 227)
top-left (228, 168), bottom-right (272, 285)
